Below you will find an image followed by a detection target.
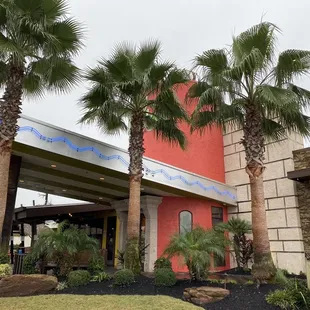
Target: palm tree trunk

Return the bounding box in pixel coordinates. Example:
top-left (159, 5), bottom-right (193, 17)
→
top-left (243, 106), bottom-right (276, 281)
top-left (127, 112), bottom-right (144, 240)
top-left (0, 62), bottom-right (24, 251)
top-left (125, 111), bottom-right (144, 273)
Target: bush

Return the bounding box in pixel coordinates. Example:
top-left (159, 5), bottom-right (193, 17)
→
top-left (67, 270), bottom-right (91, 287)
top-left (113, 269), bottom-right (135, 287)
top-left (154, 268), bottom-right (176, 287)
top-left (56, 281), bottom-right (68, 291)
top-left (0, 252), bottom-right (9, 264)
top-left (272, 269), bottom-right (289, 286)
top-left (266, 279), bottom-right (310, 309)
top-left (0, 264), bottom-right (12, 277)
top-left (88, 255), bottom-right (105, 275)
top-left (91, 271), bottom-right (111, 282)
top-left (154, 257), bottom-right (172, 271)
top-left (266, 289), bottom-right (297, 309)
top-left (23, 254), bottom-right (38, 274)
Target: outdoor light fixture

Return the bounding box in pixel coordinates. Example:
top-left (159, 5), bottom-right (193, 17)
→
top-left (99, 177), bottom-right (105, 181)
top-left (99, 197), bottom-right (103, 200)
top-left (68, 213), bottom-right (72, 217)
top-left (62, 189), bottom-right (67, 192)
top-left (141, 188), bottom-right (145, 191)
top-left (19, 180), bottom-right (24, 183)
top-left (51, 164), bottom-right (57, 168)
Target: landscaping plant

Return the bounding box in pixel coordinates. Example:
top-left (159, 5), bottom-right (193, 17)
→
top-left (88, 254), bottom-right (105, 275)
top-left (68, 270), bottom-right (91, 288)
top-left (0, 252), bottom-right (9, 264)
top-left (0, 263), bottom-right (11, 277)
top-left (91, 271), bottom-right (111, 283)
top-left (79, 40), bottom-right (190, 272)
top-left (154, 268), bottom-right (176, 287)
top-left (266, 278), bottom-right (310, 309)
top-left (154, 257), bottom-right (172, 271)
top-left (0, 0), bottom-right (84, 250)
top-left (216, 217), bottom-right (253, 270)
top-left (22, 253), bottom-right (38, 274)
top-left (32, 221), bottom-right (99, 278)
top-left (188, 22), bottom-right (310, 280)
top-left (164, 227), bottom-right (226, 281)
top-left (113, 269), bottom-right (135, 287)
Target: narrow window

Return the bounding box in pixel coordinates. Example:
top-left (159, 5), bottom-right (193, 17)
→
top-left (179, 211), bottom-right (192, 235)
top-left (212, 207), bottom-right (225, 267)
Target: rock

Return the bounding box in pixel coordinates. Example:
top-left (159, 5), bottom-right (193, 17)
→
top-left (0, 274), bottom-right (58, 297)
top-left (183, 286), bottom-right (230, 305)
top-left (197, 286), bottom-right (230, 298)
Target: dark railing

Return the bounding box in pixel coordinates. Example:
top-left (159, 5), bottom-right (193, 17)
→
top-left (13, 253), bottom-right (26, 274)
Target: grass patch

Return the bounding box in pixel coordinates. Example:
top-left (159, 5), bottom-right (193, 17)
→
top-left (0, 294), bottom-right (200, 310)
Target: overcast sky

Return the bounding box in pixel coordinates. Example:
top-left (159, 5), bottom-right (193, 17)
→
top-left (15, 0), bottom-right (310, 207)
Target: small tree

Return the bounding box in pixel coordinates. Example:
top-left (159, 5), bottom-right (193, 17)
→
top-left (164, 227), bottom-right (226, 281)
top-left (32, 221), bottom-right (99, 278)
top-left (216, 217), bottom-right (253, 270)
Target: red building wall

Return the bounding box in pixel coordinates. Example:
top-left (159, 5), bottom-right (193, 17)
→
top-left (143, 83), bottom-right (229, 272)
top-left (157, 197), bottom-right (229, 272)
top-left (144, 83), bottom-right (225, 183)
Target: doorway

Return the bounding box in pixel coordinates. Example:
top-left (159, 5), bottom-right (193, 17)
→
top-left (106, 216), bottom-right (117, 266)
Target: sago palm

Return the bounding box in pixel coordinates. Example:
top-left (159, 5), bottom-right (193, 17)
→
top-left (79, 40), bottom-right (190, 271)
top-left (188, 22), bottom-right (310, 280)
top-left (164, 227), bottom-right (226, 281)
top-left (0, 0), bottom-right (83, 249)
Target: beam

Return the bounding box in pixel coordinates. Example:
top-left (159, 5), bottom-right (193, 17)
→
top-left (287, 168), bottom-right (310, 182)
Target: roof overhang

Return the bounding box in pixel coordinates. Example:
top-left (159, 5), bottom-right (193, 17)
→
top-left (287, 168), bottom-right (310, 182)
top-left (13, 115), bottom-right (237, 206)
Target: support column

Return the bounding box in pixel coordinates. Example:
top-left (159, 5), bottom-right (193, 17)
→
top-left (111, 200), bottom-right (129, 266)
top-left (1, 155), bottom-right (22, 249)
top-left (31, 222), bottom-right (37, 247)
top-left (141, 196), bottom-right (162, 273)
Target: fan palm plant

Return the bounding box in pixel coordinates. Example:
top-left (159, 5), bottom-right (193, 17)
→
top-left (164, 227), bottom-right (227, 281)
top-left (79, 41), bottom-right (190, 271)
top-left (32, 221), bottom-right (99, 278)
top-left (188, 22), bottom-right (310, 280)
top-left (0, 0), bottom-right (84, 250)
top-left (216, 217), bottom-right (253, 270)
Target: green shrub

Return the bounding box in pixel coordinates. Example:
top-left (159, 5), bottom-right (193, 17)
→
top-left (113, 269), bottom-right (135, 287)
top-left (68, 270), bottom-right (91, 287)
top-left (88, 255), bottom-right (105, 275)
top-left (91, 271), bottom-right (111, 282)
top-left (23, 254), bottom-right (37, 274)
top-left (154, 268), bottom-right (176, 287)
top-left (124, 239), bottom-right (141, 275)
top-left (0, 252), bottom-right (9, 264)
top-left (266, 279), bottom-right (310, 309)
top-left (266, 289), bottom-right (297, 309)
top-left (272, 269), bottom-right (289, 286)
top-left (0, 264), bottom-right (12, 277)
top-left (245, 280), bottom-right (254, 285)
top-left (154, 257), bottom-right (172, 271)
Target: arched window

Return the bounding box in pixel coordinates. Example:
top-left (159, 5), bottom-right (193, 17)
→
top-left (179, 211), bottom-right (192, 235)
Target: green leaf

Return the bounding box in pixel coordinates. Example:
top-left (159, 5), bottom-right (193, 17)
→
top-left (136, 40), bottom-right (161, 73)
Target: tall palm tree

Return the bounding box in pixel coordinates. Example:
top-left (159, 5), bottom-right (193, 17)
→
top-left (0, 0), bottom-right (83, 250)
top-left (80, 41), bottom-right (190, 270)
top-left (188, 22), bottom-right (310, 280)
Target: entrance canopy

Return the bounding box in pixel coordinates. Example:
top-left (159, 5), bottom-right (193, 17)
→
top-left (13, 115), bottom-right (237, 206)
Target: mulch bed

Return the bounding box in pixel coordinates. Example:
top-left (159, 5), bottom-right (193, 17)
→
top-left (57, 275), bottom-right (279, 310)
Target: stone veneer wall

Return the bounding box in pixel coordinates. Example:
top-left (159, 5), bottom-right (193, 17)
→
top-left (223, 126), bottom-right (305, 274)
top-left (292, 148), bottom-right (310, 264)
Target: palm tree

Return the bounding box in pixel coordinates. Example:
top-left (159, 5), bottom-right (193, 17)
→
top-left (0, 0), bottom-right (83, 250)
top-left (164, 227), bottom-right (227, 281)
top-left (215, 217), bottom-right (253, 270)
top-left (188, 22), bottom-right (310, 280)
top-left (32, 221), bottom-right (99, 278)
top-left (80, 40), bottom-right (190, 270)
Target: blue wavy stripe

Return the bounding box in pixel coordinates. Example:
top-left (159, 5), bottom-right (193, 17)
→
top-left (17, 126), bottom-right (236, 200)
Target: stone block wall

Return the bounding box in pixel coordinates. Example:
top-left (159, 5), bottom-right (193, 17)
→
top-left (223, 126), bottom-right (305, 274)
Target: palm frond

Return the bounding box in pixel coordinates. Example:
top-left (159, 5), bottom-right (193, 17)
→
top-left (136, 39), bottom-right (161, 73)
top-left (274, 50), bottom-right (310, 86)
